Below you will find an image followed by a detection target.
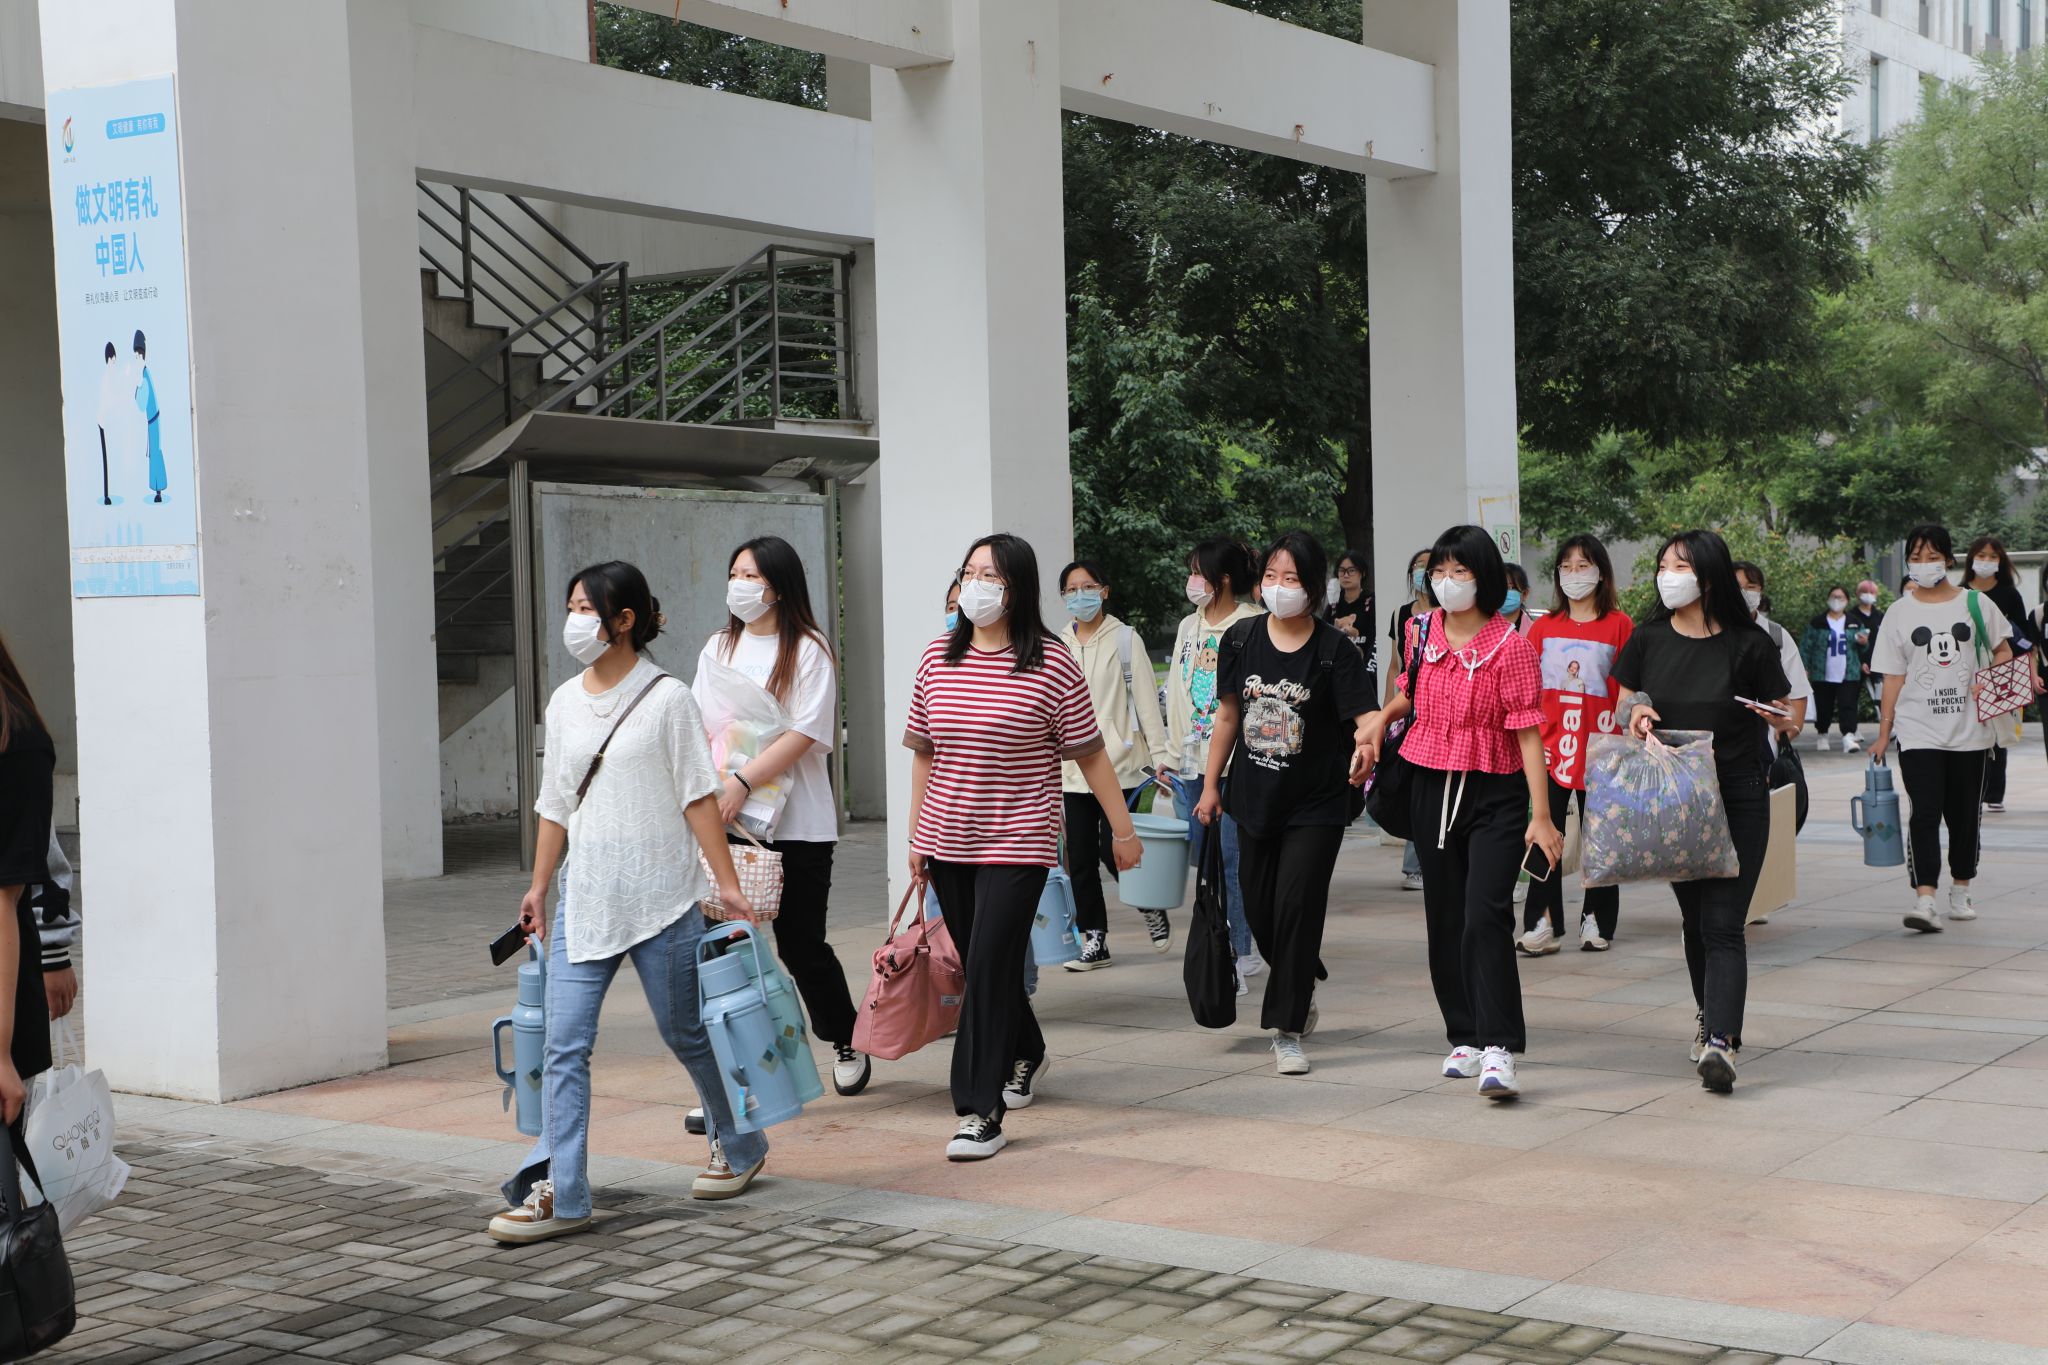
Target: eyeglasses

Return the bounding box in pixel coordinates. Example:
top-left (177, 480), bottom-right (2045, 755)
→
top-left (1065, 581), bottom-right (1105, 593)
top-left (957, 569), bottom-right (1006, 586)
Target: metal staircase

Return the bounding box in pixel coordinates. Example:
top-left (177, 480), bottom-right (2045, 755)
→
top-left (415, 181), bottom-right (856, 700)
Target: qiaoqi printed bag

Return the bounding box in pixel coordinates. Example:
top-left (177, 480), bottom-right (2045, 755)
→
top-left (1582, 730), bottom-right (1739, 887)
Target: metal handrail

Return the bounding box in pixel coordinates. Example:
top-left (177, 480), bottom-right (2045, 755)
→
top-left (438, 565), bottom-right (512, 629)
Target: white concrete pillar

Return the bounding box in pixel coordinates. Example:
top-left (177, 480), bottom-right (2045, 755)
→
top-left (869, 0), bottom-right (1070, 884)
top-left (1362, 0), bottom-right (1519, 605)
top-left (41, 0), bottom-right (388, 1099)
top-left (350, 0), bottom-right (444, 880)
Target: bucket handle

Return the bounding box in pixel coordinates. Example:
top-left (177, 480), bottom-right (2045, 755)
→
top-left (491, 1016), bottom-right (516, 1087)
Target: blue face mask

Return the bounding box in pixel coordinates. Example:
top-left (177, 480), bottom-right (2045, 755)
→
top-left (944, 611), bottom-right (960, 632)
top-left (1064, 590), bottom-right (1104, 623)
top-left (1411, 568), bottom-right (1426, 592)
top-left (1502, 590), bottom-right (1523, 616)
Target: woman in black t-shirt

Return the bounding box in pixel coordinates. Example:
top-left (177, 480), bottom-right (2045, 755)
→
top-left (1197, 532), bottom-right (1376, 1079)
top-left (0, 634), bottom-right (55, 1128)
top-left (1611, 531), bottom-right (1795, 1096)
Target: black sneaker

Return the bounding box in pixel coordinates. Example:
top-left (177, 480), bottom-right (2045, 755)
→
top-left (832, 1044), bottom-right (871, 1097)
top-left (1140, 908), bottom-right (1172, 953)
top-left (946, 1112), bottom-right (1006, 1161)
top-left (1002, 1054), bottom-right (1050, 1109)
top-left (1697, 1035), bottom-right (1737, 1093)
top-left (1065, 930), bottom-right (1112, 971)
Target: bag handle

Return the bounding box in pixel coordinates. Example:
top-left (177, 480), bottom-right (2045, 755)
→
top-left (723, 823), bottom-right (770, 855)
top-left (885, 877), bottom-right (929, 940)
top-left (574, 674), bottom-right (673, 803)
top-left (0, 1122), bottom-right (43, 1219)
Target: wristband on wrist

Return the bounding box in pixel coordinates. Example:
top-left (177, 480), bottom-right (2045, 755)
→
top-left (733, 772), bottom-right (753, 793)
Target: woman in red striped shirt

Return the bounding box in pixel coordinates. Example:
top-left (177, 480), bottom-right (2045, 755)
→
top-left (1361, 525), bottom-right (1561, 1100)
top-left (905, 533), bottom-right (1141, 1161)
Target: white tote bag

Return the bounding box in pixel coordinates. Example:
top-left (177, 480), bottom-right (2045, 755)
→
top-left (24, 1020), bottom-right (131, 1234)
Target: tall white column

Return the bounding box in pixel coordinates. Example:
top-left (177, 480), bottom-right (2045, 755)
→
top-left (869, 0), bottom-right (1070, 882)
top-left (41, 0), bottom-right (388, 1099)
top-left (349, 0), bottom-right (443, 880)
top-left (1363, 0), bottom-right (1519, 606)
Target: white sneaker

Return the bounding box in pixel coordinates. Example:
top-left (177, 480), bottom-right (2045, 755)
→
top-left (1697, 1036), bottom-right (1737, 1094)
top-left (1302, 994), bottom-right (1319, 1038)
top-left (1443, 1045), bottom-right (1482, 1079)
top-left (1578, 911), bottom-right (1609, 952)
top-left (1904, 895), bottom-right (1943, 934)
top-left (692, 1140), bottom-right (766, 1200)
top-left (1272, 1032), bottom-right (1310, 1076)
top-left (1842, 735), bottom-right (1862, 754)
top-left (488, 1180), bottom-right (591, 1244)
top-left (1814, 734), bottom-right (1831, 752)
top-left (1948, 886), bottom-right (1977, 922)
top-left (832, 1045), bottom-right (871, 1096)
top-left (1237, 950), bottom-right (1266, 978)
top-left (1402, 872), bottom-right (1425, 892)
top-left (1516, 921), bottom-right (1560, 957)
top-left (1984, 802), bottom-right (2005, 814)
top-left (1477, 1046), bottom-right (1519, 1099)
top-left (1234, 968), bottom-right (1249, 997)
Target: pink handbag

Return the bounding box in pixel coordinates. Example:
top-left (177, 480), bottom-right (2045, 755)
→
top-left (850, 880), bottom-right (964, 1061)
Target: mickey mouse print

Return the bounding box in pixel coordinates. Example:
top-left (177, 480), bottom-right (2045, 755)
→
top-left (1873, 591), bottom-right (2010, 752)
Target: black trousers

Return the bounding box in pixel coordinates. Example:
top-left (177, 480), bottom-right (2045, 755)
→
top-left (1812, 678), bottom-right (1861, 737)
top-left (1411, 767), bottom-right (1527, 1054)
top-left (759, 839), bottom-right (857, 1047)
top-left (1522, 777), bottom-right (1620, 939)
top-left (1671, 772), bottom-right (1769, 1049)
top-left (1235, 823), bottom-right (1342, 1033)
top-left (1898, 748), bottom-right (1988, 888)
top-left (1984, 745), bottom-right (2008, 805)
top-left (1063, 789), bottom-right (1135, 937)
top-left (926, 861), bottom-right (1047, 1119)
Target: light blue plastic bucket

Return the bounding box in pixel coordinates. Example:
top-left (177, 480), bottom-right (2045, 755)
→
top-left (1117, 811), bottom-right (1192, 910)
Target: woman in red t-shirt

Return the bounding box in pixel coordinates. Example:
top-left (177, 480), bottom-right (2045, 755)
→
top-left (904, 533), bottom-right (1140, 1163)
top-left (1518, 535), bottom-right (1632, 957)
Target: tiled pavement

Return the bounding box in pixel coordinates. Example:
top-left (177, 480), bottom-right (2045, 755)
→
top-left (78, 733), bottom-right (2048, 1363)
top-left (53, 1127), bottom-right (1818, 1364)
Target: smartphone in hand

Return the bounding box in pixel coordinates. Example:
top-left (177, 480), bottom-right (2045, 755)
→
top-left (1734, 695), bottom-right (1791, 718)
top-left (1520, 842), bottom-right (1555, 883)
top-left (489, 923), bottom-right (529, 966)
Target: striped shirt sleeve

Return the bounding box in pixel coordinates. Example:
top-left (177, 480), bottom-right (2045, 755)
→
top-left (1049, 647), bottom-right (1106, 761)
top-left (903, 645), bottom-right (936, 753)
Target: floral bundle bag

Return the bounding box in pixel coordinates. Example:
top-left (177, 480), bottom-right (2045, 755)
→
top-left (1582, 730), bottom-right (1739, 887)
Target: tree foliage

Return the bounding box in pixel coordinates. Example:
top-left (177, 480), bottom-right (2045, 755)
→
top-left (594, 3), bottom-right (824, 107)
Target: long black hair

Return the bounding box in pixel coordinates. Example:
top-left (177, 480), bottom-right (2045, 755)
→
top-left (1260, 530), bottom-right (1331, 616)
top-left (1648, 530), bottom-right (1752, 637)
top-left (1551, 534), bottom-right (1619, 618)
top-left (567, 560), bottom-right (663, 652)
top-left (721, 535), bottom-right (834, 704)
top-left (1424, 525), bottom-right (1508, 616)
top-left (945, 532), bottom-right (1050, 672)
top-left (1967, 533), bottom-right (2016, 589)
top-left (0, 631), bottom-right (45, 753)
top-left (1190, 537), bottom-right (1257, 602)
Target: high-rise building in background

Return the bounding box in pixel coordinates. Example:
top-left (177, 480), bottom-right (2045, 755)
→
top-left (1839, 0), bottom-right (2033, 141)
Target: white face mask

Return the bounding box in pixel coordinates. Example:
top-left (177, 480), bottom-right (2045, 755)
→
top-left (1185, 575), bottom-right (1214, 608)
top-left (563, 612), bottom-right (610, 665)
top-left (957, 578), bottom-right (1007, 628)
top-left (1858, 592), bottom-right (1876, 606)
top-left (1972, 558), bottom-right (2000, 578)
top-left (1657, 570), bottom-right (1702, 610)
top-left (1558, 571), bottom-right (1600, 601)
top-left (726, 578), bottom-right (771, 624)
top-left (1907, 562), bottom-right (1948, 589)
top-left (1265, 584), bottom-right (1310, 620)
top-left (1741, 588), bottom-right (1763, 614)
top-left (1432, 574), bottom-right (1480, 613)
top-left (1828, 596), bottom-right (1848, 614)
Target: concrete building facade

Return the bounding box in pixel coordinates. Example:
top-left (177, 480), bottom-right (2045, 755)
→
top-left (0, 0), bottom-right (1516, 1102)
top-left (1840, 0), bottom-right (2035, 142)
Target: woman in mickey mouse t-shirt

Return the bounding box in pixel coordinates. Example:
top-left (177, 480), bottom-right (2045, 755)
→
top-left (1872, 523), bottom-right (2014, 933)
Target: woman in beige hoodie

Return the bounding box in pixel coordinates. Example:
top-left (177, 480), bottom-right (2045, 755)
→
top-left (1058, 560), bottom-right (1176, 968)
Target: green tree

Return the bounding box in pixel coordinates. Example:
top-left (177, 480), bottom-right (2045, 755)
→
top-left (594, 3), bottom-right (824, 107)
top-left (1857, 57), bottom-right (2048, 468)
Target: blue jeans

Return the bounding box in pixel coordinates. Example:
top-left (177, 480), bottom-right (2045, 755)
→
top-left (1403, 840), bottom-right (1421, 878)
top-left (1173, 774), bottom-right (1251, 956)
top-left (503, 895), bottom-right (768, 1219)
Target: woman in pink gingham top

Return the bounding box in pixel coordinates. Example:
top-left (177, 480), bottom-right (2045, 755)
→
top-left (1361, 525), bottom-right (1562, 1101)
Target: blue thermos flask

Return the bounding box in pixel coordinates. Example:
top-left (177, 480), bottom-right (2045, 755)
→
top-left (1031, 866), bottom-right (1083, 966)
top-left (698, 924), bottom-right (805, 1134)
top-left (1851, 761), bottom-right (1905, 868)
top-left (492, 947), bottom-right (546, 1137)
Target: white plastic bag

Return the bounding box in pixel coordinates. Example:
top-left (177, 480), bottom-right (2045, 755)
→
top-left (692, 653), bottom-right (794, 837)
top-left (24, 1020), bottom-right (130, 1234)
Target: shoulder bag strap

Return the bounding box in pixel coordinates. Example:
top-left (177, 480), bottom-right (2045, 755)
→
top-left (1964, 591), bottom-right (1993, 667)
top-left (574, 674), bottom-right (674, 803)
top-left (1117, 626), bottom-right (1140, 735)
top-left (1405, 614), bottom-right (1430, 711)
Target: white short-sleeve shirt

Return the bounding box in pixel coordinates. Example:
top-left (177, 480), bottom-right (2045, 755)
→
top-left (536, 655), bottom-right (721, 962)
top-left (696, 630), bottom-right (840, 843)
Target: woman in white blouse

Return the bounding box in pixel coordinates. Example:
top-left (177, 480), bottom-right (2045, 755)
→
top-left (490, 561), bottom-right (761, 1245)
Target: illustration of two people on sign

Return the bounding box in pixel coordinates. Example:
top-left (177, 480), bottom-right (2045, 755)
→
top-left (92, 330), bottom-right (165, 506)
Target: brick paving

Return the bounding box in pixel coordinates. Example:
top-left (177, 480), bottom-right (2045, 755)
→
top-left (50, 1126), bottom-right (1814, 1365)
